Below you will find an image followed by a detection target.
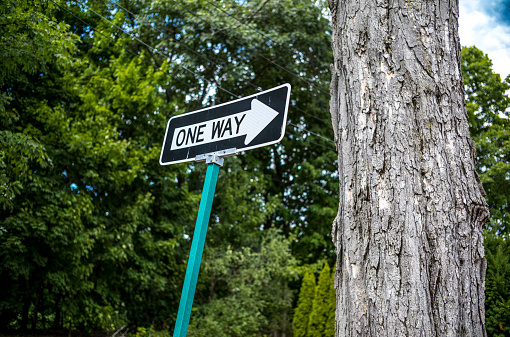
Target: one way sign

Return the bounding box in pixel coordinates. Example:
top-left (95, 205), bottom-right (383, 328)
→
top-left (160, 84), bottom-right (291, 165)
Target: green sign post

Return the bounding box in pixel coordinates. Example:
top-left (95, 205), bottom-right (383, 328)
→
top-left (172, 155), bottom-right (222, 337)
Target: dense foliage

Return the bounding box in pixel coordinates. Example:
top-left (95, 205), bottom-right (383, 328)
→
top-left (1, 0), bottom-right (335, 335)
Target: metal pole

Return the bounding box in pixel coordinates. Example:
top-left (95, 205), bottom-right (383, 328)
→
top-left (173, 161), bottom-right (221, 337)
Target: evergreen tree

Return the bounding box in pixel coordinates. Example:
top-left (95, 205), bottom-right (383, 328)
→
top-left (308, 262), bottom-right (331, 337)
top-left (293, 270), bottom-right (316, 337)
top-left (324, 264), bottom-right (336, 337)
top-left (484, 229), bottom-right (510, 337)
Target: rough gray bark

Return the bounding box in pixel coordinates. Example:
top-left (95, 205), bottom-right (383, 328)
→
top-left (328, 0), bottom-right (490, 336)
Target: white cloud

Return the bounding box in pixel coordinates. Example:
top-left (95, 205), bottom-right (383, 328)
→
top-left (459, 0), bottom-right (510, 78)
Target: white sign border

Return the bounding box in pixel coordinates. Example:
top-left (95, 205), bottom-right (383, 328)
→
top-left (159, 83), bottom-right (291, 165)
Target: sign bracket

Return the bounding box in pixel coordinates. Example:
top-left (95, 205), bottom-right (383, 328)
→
top-left (194, 148), bottom-right (237, 166)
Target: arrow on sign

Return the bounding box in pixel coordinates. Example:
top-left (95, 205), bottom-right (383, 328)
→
top-left (170, 99), bottom-right (279, 150)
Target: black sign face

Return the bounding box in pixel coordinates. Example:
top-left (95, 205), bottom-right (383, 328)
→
top-left (159, 84), bottom-right (291, 165)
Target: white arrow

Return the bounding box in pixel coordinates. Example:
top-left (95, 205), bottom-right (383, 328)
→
top-left (240, 99), bottom-right (279, 145)
top-left (170, 99), bottom-right (279, 150)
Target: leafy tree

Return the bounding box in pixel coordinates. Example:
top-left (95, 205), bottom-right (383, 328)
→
top-left (66, 54), bottom-right (196, 330)
top-left (0, 0), bottom-right (83, 329)
top-left (0, 0), bottom-right (77, 211)
top-left (109, 0), bottom-right (338, 264)
top-left (308, 262), bottom-right (331, 337)
top-left (293, 270), bottom-right (317, 337)
top-left (0, 0), bottom-right (76, 86)
top-left (1, 1), bottom-right (197, 330)
top-left (461, 46), bottom-right (510, 232)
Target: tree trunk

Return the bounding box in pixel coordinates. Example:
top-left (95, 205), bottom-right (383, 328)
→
top-left (40, 290), bottom-right (45, 329)
top-left (328, 0), bottom-right (490, 336)
top-left (53, 294), bottom-right (62, 329)
top-left (31, 288), bottom-right (42, 330)
top-left (20, 297), bottom-right (31, 330)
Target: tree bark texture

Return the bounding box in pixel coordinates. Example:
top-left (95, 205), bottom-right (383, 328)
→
top-left (328, 0), bottom-right (490, 336)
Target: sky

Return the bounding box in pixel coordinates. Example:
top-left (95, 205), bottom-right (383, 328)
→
top-left (459, 0), bottom-right (510, 78)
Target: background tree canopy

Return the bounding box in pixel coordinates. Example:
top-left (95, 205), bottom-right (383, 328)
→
top-left (0, 1), bottom-right (509, 336)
